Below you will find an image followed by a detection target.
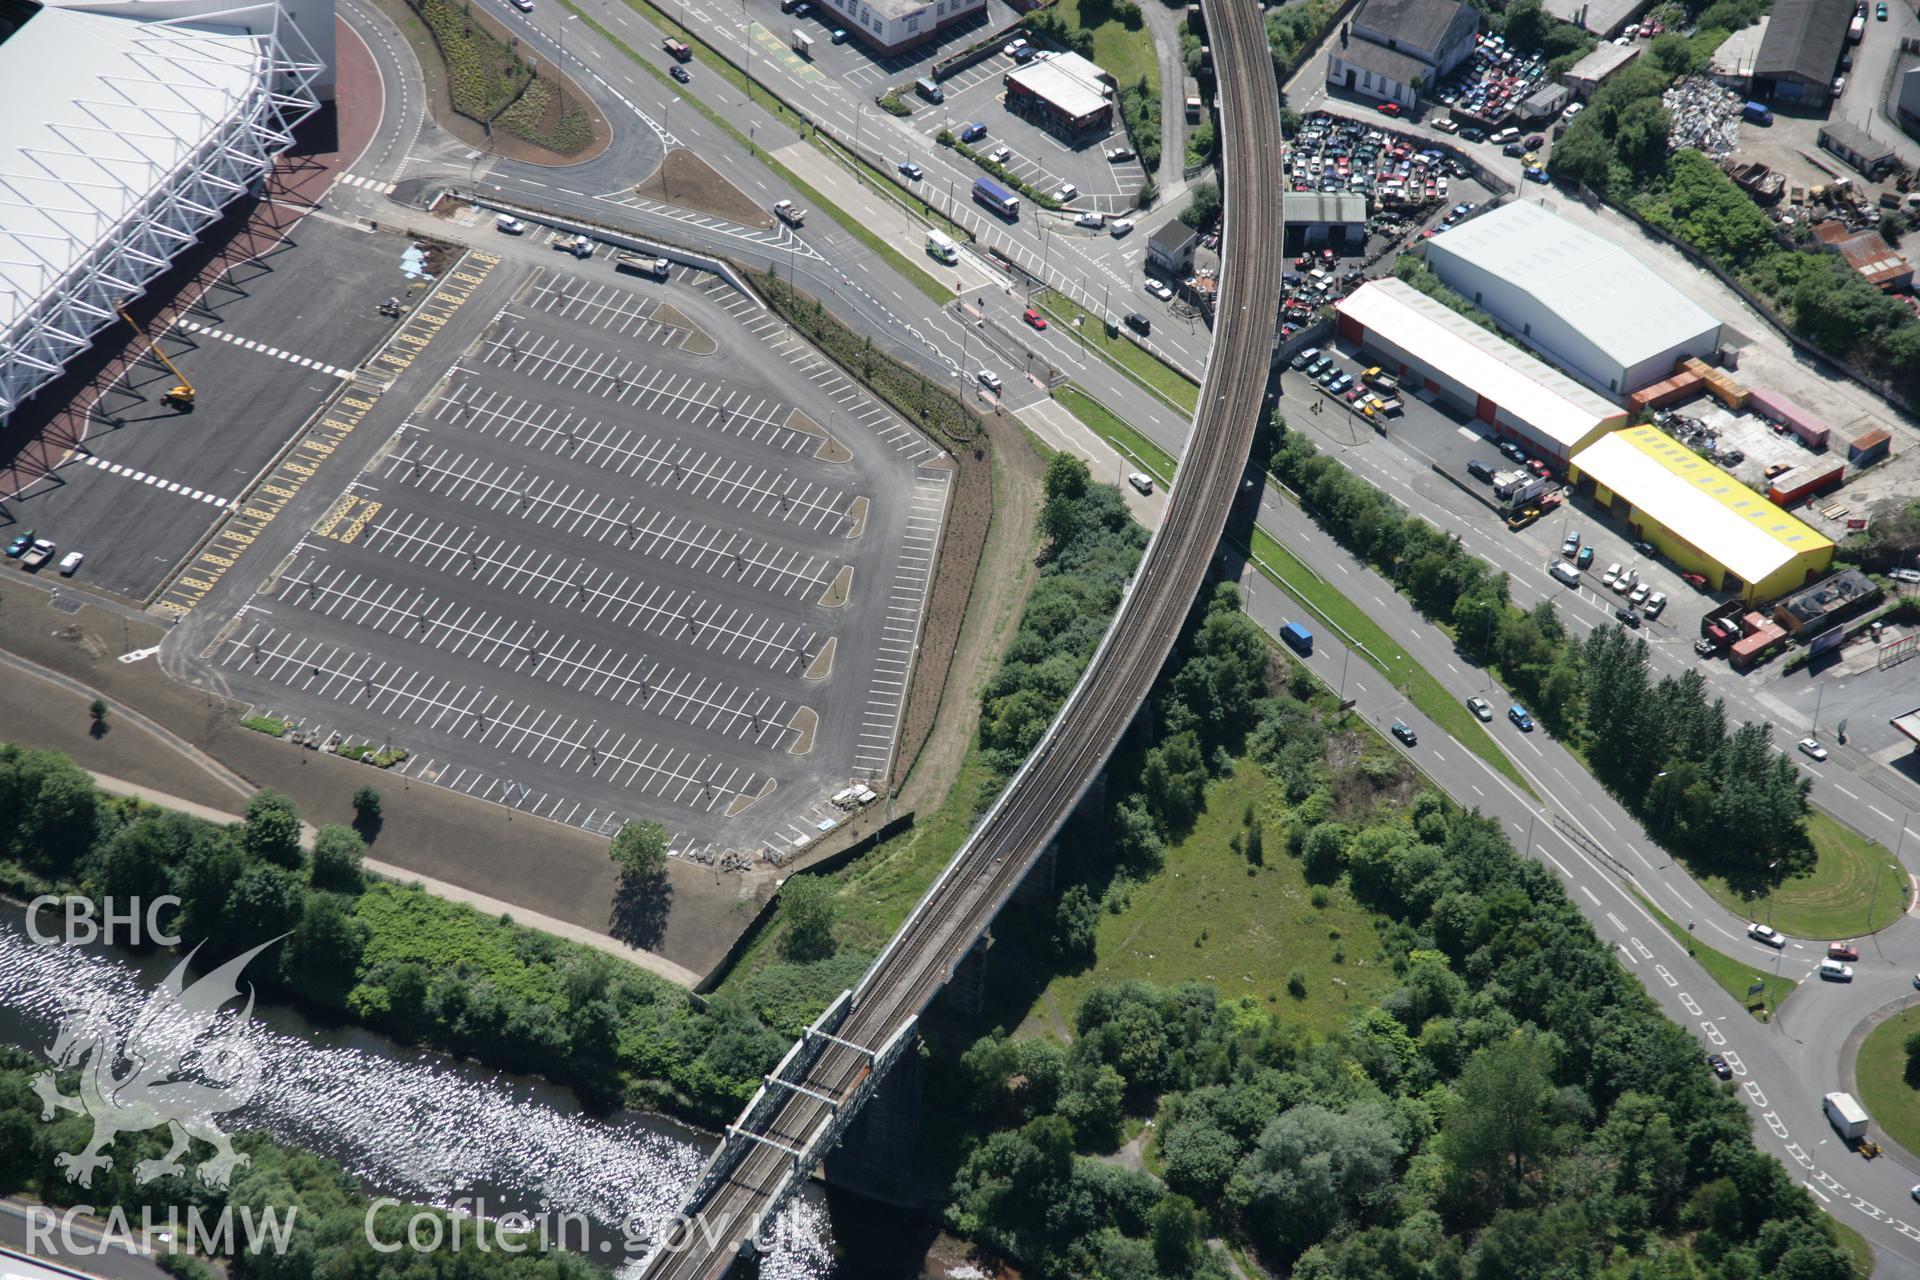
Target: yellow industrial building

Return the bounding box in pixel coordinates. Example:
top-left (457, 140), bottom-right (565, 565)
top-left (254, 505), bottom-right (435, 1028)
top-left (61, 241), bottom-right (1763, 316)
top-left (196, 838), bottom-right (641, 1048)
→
top-left (1567, 425), bottom-right (1834, 603)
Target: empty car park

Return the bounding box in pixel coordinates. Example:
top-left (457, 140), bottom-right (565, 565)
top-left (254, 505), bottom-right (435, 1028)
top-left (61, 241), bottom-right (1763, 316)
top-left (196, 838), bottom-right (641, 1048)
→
top-left (188, 265), bottom-right (948, 866)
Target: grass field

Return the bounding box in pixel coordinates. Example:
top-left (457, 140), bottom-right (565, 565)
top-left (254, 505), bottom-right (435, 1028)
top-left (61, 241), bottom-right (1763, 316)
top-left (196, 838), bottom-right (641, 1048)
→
top-left (1033, 760), bottom-right (1393, 1039)
top-left (1050, 0), bottom-right (1159, 90)
top-left (1032, 290), bottom-right (1199, 415)
top-left (1647, 902), bottom-right (1797, 1020)
top-left (1856, 1009), bottom-right (1920, 1164)
top-left (1693, 812), bottom-right (1908, 943)
top-left (1053, 385), bottom-right (1177, 485)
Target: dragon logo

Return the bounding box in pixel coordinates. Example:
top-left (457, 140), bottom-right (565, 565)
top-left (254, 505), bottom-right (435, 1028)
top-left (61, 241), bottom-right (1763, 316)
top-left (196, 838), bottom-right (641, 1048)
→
top-left (32, 939), bottom-right (278, 1189)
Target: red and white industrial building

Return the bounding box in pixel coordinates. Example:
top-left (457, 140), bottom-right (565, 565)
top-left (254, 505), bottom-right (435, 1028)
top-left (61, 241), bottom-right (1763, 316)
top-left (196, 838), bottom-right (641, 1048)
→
top-left (0, 0), bottom-right (329, 431)
top-left (1004, 52), bottom-right (1115, 133)
top-left (1334, 277), bottom-right (1628, 465)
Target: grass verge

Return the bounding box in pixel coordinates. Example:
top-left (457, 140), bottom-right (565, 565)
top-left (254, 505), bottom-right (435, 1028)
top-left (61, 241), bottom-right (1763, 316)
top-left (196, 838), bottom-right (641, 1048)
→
top-left (1692, 811), bottom-right (1908, 942)
top-left (1647, 902), bottom-right (1796, 1020)
top-left (1053, 385), bottom-right (1175, 486)
top-left (1244, 527), bottom-right (1532, 795)
top-left (1856, 1009), bottom-right (1920, 1168)
top-left (1033, 759), bottom-right (1394, 1039)
top-left (1828, 1216), bottom-right (1876, 1277)
top-left (1032, 289), bottom-right (1199, 415)
top-left (575, 0), bottom-right (951, 305)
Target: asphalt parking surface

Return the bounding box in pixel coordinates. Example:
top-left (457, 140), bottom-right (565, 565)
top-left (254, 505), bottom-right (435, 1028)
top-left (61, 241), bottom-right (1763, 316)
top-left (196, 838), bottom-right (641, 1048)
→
top-left (3, 219), bottom-right (407, 601)
top-left (184, 263), bottom-right (950, 865)
top-left (911, 56), bottom-right (1145, 212)
top-left (779, 0), bottom-right (1017, 91)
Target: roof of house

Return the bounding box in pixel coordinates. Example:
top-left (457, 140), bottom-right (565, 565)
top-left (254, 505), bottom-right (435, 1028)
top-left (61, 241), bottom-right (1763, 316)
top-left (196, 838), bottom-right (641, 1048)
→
top-left (1284, 192), bottom-right (1368, 224)
top-left (1820, 121), bottom-right (1896, 160)
top-left (1352, 0), bottom-right (1471, 57)
top-left (1328, 38), bottom-right (1432, 87)
top-left (1570, 425), bottom-right (1834, 586)
top-left (1149, 219), bottom-right (1198, 251)
top-left (1005, 54), bottom-right (1113, 119)
top-left (1336, 278), bottom-right (1626, 452)
top-left (1566, 41), bottom-right (1641, 84)
top-left (1755, 0), bottom-right (1852, 84)
top-left (1425, 201), bottom-right (1722, 379)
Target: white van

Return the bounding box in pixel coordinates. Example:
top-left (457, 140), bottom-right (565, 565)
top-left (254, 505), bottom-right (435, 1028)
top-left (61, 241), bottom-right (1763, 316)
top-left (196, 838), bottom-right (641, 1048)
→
top-left (1127, 472), bottom-right (1154, 495)
top-left (926, 229), bottom-right (959, 264)
top-left (1549, 560), bottom-right (1581, 587)
top-left (496, 214), bottom-right (527, 234)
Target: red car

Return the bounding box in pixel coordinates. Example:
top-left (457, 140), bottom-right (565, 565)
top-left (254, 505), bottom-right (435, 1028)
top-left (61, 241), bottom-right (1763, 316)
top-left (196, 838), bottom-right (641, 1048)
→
top-left (1375, 101), bottom-right (1402, 116)
top-left (1681, 571), bottom-right (1709, 589)
top-left (1023, 307), bottom-right (1047, 330)
top-left (1830, 941), bottom-right (1860, 962)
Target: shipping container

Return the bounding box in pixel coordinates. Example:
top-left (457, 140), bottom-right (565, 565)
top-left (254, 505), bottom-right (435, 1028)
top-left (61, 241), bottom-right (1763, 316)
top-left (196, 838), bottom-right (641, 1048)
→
top-left (1747, 387), bottom-right (1831, 447)
top-left (1767, 459), bottom-right (1845, 505)
top-left (1628, 369), bottom-right (1704, 412)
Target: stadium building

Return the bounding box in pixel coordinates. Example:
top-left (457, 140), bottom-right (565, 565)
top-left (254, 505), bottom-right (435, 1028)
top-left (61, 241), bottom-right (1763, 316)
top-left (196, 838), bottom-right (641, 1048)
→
top-left (1424, 202), bottom-right (1723, 395)
top-left (1567, 424), bottom-right (1835, 602)
top-left (0, 0), bottom-right (329, 431)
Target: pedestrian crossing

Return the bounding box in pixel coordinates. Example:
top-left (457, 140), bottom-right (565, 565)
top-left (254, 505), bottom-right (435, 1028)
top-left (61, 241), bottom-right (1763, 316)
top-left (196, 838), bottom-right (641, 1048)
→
top-left (173, 319), bottom-right (354, 378)
top-left (334, 172), bottom-right (394, 194)
top-left (74, 454), bottom-right (233, 507)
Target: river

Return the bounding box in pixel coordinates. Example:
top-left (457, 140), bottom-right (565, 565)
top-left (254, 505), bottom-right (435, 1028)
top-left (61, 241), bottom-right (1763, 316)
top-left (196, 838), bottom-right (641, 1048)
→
top-left (0, 910), bottom-right (836, 1277)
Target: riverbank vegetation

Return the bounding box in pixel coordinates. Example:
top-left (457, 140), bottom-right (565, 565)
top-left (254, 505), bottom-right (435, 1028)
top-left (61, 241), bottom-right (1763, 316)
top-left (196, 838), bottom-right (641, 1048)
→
top-left (921, 574), bottom-right (1855, 1279)
top-left (0, 751), bottom-right (784, 1124)
top-left (0, 1050), bottom-right (605, 1280)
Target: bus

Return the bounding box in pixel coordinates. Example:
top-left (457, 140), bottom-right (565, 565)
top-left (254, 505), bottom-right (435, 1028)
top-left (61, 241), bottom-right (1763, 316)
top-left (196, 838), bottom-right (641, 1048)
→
top-left (926, 229), bottom-right (959, 264)
top-left (972, 176), bottom-right (1019, 219)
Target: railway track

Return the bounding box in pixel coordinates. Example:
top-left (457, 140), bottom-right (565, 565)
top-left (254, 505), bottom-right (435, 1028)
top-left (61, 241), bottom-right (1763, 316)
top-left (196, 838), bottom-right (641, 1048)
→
top-left (636, 0), bottom-right (1283, 1272)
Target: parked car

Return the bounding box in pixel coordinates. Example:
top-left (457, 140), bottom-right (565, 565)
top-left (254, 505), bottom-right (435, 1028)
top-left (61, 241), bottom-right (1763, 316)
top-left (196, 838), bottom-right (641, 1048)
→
top-left (1615, 607), bottom-right (1640, 627)
top-left (495, 214), bottom-right (528, 234)
top-left (1106, 145), bottom-right (1134, 161)
top-left (4, 532), bottom-right (33, 558)
top-left (1629, 582), bottom-right (1650, 605)
top-left (1523, 166), bottom-right (1549, 184)
top-left (1075, 211), bottom-right (1104, 229)
top-left (1508, 705), bottom-right (1534, 731)
top-left (1602, 562), bottom-right (1621, 587)
top-left (1022, 307), bottom-right (1047, 330)
top-left (1694, 638), bottom-right (1718, 657)
top-left (1391, 721), bottom-right (1417, 745)
top-left (1432, 118), bottom-right (1460, 133)
top-left (1467, 696), bottom-right (1494, 722)
top-left (1053, 183), bottom-right (1078, 202)
top-left (831, 27), bottom-right (848, 41)
top-left (1576, 546), bottom-right (1594, 569)
top-left (898, 161), bottom-right (924, 180)
top-left (1798, 737), bottom-right (1829, 761)
top-left (1644, 591), bottom-right (1667, 618)
top-left (1002, 37), bottom-right (1028, 56)
top-left (1109, 218), bottom-right (1135, 237)
top-left (1375, 101), bottom-right (1402, 116)
top-left (1749, 922), bottom-right (1786, 948)
top-left (1290, 347), bottom-right (1320, 371)
top-left (1144, 279), bottom-right (1174, 301)
top-left (1506, 507), bottom-right (1540, 531)
top-left (1890, 567), bottom-right (1920, 583)
top-left (57, 550), bottom-right (83, 576)
top-left (1707, 1053), bottom-right (1732, 1080)
top-left (987, 144), bottom-right (1012, 164)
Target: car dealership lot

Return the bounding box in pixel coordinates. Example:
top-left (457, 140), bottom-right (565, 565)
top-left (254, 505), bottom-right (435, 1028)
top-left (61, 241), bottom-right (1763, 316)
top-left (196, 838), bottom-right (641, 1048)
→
top-left (186, 266), bottom-right (947, 864)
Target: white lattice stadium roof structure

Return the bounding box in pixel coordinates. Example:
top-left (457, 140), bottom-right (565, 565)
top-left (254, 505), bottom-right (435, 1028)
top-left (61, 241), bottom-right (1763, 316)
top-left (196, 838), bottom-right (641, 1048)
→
top-left (0, 0), bottom-right (326, 429)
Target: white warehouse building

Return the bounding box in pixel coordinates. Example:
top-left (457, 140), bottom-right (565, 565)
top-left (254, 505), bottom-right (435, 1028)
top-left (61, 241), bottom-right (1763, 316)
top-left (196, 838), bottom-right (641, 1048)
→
top-left (1423, 202), bottom-right (1723, 396)
top-left (0, 0), bottom-right (329, 431)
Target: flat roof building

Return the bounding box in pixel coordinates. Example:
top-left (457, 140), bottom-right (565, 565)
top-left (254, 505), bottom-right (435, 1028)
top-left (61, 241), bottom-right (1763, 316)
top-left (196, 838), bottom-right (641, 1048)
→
top-left (1568, 424), bottom-right (1835, 602)
top-left (822, 0), bottom-right (985, 54)
top-left (1335, 277), bottom-right (1628, 464)
top-left (1284, 192), bottom-right (1367, 250)
top-left (1565, 42), bottom-right (1641, 96)
top-left (1004, 52), bottom-right (1113, 133)
top-left (1772, 567), bottom-right (1880, 635)
top-left (0, 0), bottom-right (328, 429)
top-left (1424, 201), bottom-right (1723, 395)
top-left (1147, 219), bottom-right (1199, 275)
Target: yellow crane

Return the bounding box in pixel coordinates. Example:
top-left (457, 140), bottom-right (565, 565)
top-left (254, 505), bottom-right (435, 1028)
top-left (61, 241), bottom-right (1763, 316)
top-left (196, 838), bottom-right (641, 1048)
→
top-left (116, 305), bottom-right (195, 407)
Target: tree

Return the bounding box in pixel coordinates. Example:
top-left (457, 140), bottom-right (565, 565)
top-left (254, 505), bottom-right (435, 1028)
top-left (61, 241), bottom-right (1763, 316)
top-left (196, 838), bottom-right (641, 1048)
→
top-left (309, 823), bottom-right (367, 891)
top-left (1237, 1102), bottom-right (1405, 1261)
top-left (242, 789), bottom-right (305, 869)
top-left (1438, 1031), bottom-right (1557, 1216)
top-left (1179, 180), bottom-right (1221, 229)
top-left (1904, 1026), bottom-right (1920, 1088)
top-left (1546, 116), bottom-right (1613, 192)
top-left (351, 784), bottom-right (382, 837)
top-left (609, 819), bottom-right (669, 879)
top-left (1052, 884), bottom-right (1099, 959)
top-left (1150, 1194), bottom-right (1208, 1274)
top-left (88, 699), bottom-right (109, 732)
top-left (279, 891), bottom-right (369, 1008)
top-left (779, 874), bottom-right (838, 962)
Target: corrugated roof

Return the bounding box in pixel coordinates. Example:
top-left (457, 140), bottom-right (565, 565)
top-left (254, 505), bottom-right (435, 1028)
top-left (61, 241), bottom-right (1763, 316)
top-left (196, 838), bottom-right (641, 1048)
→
top-left (1336, 278), bottom-right (1626, 451)
top-left (1425, 201), bottom-right (1722, 379)
top-left (1284, 192), bottom-right (1367, 224)
top-left (1566, 41), bottom-right (1640, 83)
top-left (1570, 425), bottom-right (1833, 586)
top-left (1352, 0), bottom-right (1471, 58)
top-left (1755, 0), bottom-right (1851, 82)
top-left (0, 1), bottom-right (261, 343)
